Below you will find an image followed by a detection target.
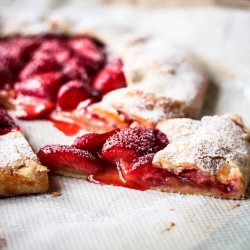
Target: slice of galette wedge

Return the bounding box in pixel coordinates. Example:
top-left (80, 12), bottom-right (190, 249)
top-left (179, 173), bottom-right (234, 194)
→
top-left (0, 108), bottom-right (48, 196)
top-left (37, 113), bottom-right (250, 199)
top-left (152, 113), bottom-right (250, 199)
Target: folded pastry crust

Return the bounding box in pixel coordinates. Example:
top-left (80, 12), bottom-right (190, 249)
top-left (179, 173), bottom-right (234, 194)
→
top-left (0, 131), bottom-right (48, 196)
top-left (88, 34), bottom-right (209, 129)
top-left (153, 114), bottom-right (250, 199)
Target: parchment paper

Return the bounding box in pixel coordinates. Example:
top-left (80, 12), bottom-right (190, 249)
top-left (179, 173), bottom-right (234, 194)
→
top-left (0, 1), bottom-right (250, 249)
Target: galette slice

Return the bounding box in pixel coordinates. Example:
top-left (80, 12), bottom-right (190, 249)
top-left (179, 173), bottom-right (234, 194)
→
top-left (0, 108), bottom-right (48, 196)
top-left (152, 113), bottom-right (250, 199)
top-left (38, 114), bottom-right (250, 199)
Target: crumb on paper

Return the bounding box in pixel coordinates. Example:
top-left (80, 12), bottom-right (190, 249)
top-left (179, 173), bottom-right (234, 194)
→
top-left (47, 192), bottom-right (61, 198)
top-left (169, 208), bottom-right (174, 211)
top-left (0, 238), bottom-right (7, 249)
top-left (231, 203), bottom-right (241, 210)
top-left (161, 222), bottom-right (175, 232)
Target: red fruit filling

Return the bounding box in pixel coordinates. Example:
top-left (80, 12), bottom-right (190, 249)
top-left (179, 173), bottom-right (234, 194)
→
top-left (37, 127), bottom-right (238, 196)
top-left (0, 33), bottom-right (127, 134)
top-left (37, 144), bottom-right (102, 176)
top-left (100, 127), bottom-right (168, 162)
top-left (0, 107), bottom-right (20, 135)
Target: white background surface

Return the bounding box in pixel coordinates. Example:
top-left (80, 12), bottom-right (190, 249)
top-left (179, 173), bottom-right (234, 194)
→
top-left (1, 1), bottom-right (250, 249)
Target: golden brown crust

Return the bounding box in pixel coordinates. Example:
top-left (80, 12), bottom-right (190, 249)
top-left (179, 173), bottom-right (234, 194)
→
top-left (48, 165), bottom-right (88, 179)
top-left (0, 131), bottom-right (49, 196)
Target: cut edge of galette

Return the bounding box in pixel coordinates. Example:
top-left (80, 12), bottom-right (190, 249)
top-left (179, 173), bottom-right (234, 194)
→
top-left (38, 113), bottom-right (250, 199)
top-left (152, 113), bottom-right (250, 199)
top-left (0, 108), bottom-right (49, 197)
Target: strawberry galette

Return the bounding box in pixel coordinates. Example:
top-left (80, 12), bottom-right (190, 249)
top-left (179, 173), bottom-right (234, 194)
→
top-left (38, 113), bottom-right (250, 199)
top-left (0, 108), bottom-right (48, 196)
top-left (1, 29), bottom-right (249, 199)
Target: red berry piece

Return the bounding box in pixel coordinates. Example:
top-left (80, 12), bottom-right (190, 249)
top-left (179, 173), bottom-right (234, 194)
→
top-left (33, 39), bottom-right (72, 64)
top-left (73, 129), bottom-right (119, 151)
top-left (15, 95), bottom-right (55, 119)
top-left (61, 57), bottom-right (89, 82)
top-left (124, 154), bottom-right (168, 186)
top-left (153, 129), bottom-right (169, 152)
top-left (68, 37), bottom-right (104, 71)
top-left (0, 108), bottom-right (19, 135)
top-left (0, 61), bottom-right (13, 89)
top-left (0, 46), bottom-right (23, 71)
top-left (18, 53), bottom-right (60, 80)
top-left (14, 72), bottom-right (62, 101)
top-left (57, 80), bottom-right (100, 110)
top-left (37, 144), bottom-right (102, 174)
top-left (100, 127), bottom-right (157, 162)
top-left (6, 36), bottom-right (40, 60)
top-left (92, 67), bottom-right (126, 96)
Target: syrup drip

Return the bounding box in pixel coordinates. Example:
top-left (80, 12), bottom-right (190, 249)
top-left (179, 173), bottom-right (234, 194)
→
top-left (48, 117), bottom-right (82, 136)
top-left (88, 164), bottom-right (146, 191)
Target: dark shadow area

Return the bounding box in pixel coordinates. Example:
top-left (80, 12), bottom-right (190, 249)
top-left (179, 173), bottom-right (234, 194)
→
top-left (198, 77), bottom-right (220, 119)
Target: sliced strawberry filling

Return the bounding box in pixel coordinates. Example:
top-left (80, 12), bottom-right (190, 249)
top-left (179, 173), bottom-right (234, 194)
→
top-left (37, 144), bottom-right (102, 176)
top-left (121, 155), bottom-right (236, 195)
top-left (0, 33), bottom-right (127, 134)
top-left (37, 127), bottom-right (238, 197)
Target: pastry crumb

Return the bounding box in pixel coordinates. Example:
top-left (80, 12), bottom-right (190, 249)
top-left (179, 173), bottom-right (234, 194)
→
top-left (47, 192), bottom-right (61, 198)
top-left (162, 222), bottom-right (175, 232)
top-left (0, 238), bottom-right (7, 248)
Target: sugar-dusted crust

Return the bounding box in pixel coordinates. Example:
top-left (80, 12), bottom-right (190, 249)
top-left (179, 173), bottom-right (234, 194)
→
top-left (88, 33), bottom-right (209, 128)
top-left (153, 114), bottom-right (250, 199)
top-left (0, 131), bottom-right (48, 196)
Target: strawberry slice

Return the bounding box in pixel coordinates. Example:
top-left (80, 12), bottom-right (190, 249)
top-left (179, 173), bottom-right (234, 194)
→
top-left (100, 127), bottom-right (158, 162)
top-left (0, 107), bottom-right (19, 135)
top-left (68, 37), bottom-right (104, 71)
top-left (0, 36), bottom-right (39, 70)
top-left (18, 53), bottom-right (60, 80)
top-left (7, 36), bottom-right (40, 60)
top-left (15, 95), bottom-right (55, 119)
top-left (57, 80), bottom-right (100, 110)
top-left (34, 39), bottom-right (71, 64)
top-left (72, 129), bottom-right (119, 151)
top-left (92, 66), bottom-right (126, 96)
top-left (0, 61), bottom-right (13, 89)
top-left (123, 154), bottom-right (169, 187)
top-left (61, 57), bottom-right (89, 82)
top-left (154, 129), bottom-right (169, 152)
top-left (14, 72), bottom-right (62, 101)
top-left (37, 144), bottom-right (102, 175)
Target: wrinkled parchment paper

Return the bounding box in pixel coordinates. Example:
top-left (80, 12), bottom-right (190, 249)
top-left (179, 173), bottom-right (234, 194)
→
top-left (1, 1), bottom-right (250, 249)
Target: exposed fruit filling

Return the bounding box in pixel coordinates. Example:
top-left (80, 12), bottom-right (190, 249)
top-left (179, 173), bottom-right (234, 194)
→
top-left (37, 127), bottom-right (237, 196)
top-left (0, 107), bottom-right (20, 135)
top-left (0, 33), bottom-right (127, 134)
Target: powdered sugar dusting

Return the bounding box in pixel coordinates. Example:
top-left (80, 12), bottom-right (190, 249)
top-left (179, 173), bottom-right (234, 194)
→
top-left (0, 131), bottom-right (38, 168)
top-left (90, 35), bottom-right (208, 124)
top-left (154, 115), bottom-right (250, 183)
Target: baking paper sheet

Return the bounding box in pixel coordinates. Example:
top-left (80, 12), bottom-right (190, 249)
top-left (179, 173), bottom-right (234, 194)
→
top-left (0, 1), bottom-right (250, 249)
